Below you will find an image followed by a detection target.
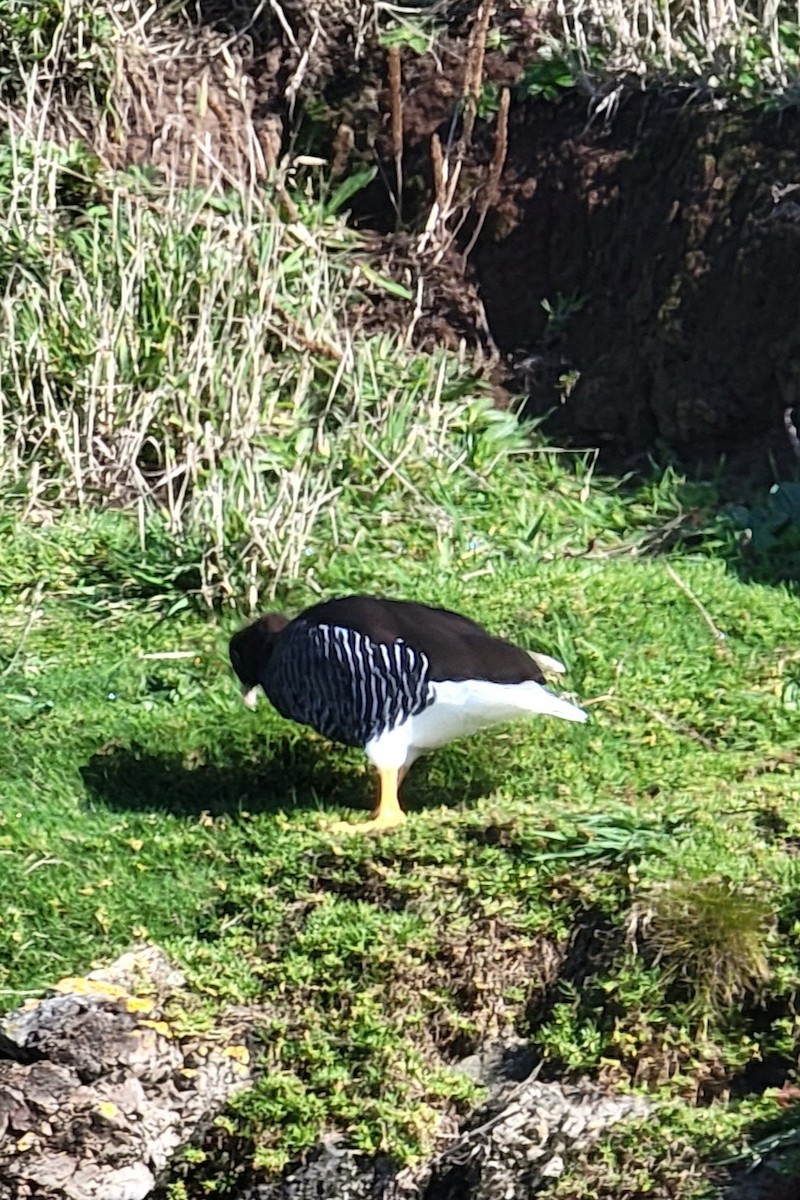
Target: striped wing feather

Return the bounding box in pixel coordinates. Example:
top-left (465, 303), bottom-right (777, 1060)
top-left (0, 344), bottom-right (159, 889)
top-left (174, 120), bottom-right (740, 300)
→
top-left (265, 619), bottom-right (433, 747)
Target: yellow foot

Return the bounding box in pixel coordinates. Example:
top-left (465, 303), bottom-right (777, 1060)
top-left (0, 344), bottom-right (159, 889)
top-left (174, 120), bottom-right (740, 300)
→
top-left (328, 810), bottom-right (407, 836)
top-left (322, 765), bottom-right (408, 835)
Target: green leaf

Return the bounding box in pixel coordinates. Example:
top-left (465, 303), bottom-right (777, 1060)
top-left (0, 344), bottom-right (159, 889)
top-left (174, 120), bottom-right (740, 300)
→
top-left (357, 263), bottom-right (414, 301)
top-left (325, 168), bottom-right (378, 216)
top-left (379, 27), bottom-right (430, 55)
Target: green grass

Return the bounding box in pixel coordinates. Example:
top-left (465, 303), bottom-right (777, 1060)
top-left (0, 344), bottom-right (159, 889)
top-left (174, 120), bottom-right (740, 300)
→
top-left (3, 470), bottom-right (800, 1189)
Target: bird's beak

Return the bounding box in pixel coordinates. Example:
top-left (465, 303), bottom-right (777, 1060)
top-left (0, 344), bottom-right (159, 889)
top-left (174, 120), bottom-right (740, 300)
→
top-left (242, 686), bottom-right (260, 710)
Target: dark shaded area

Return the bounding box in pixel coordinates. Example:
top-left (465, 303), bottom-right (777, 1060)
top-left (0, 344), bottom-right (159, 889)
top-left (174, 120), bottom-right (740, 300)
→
top-left (81, 736), bottom-right (363, 819)
top-left (351, 78), bottom-right (800, 472)
top-left (470, 92), bottom-right (800, 465)
top-left (717, 480), bottom-right (800, 586)
top-left (80, 737), bottom-right (498, 821)
top-left (721, 1099), bottom-right (800, 1200)
top-left (419, 1162), bottom-right (483, 1200)
top-left (730, 1053), bottom-right (794, 1099)
top-left (0, 1032), bottom-right (40, 1066)
top-left (524, 903), bottom-right (623, 1037)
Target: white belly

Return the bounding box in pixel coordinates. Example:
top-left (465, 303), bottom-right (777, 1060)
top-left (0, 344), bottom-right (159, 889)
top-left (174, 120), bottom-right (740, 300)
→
top-left (365, 678), bottom-right (587, 770)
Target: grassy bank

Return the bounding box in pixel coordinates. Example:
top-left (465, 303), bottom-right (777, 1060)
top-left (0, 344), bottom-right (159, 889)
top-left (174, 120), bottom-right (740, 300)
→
top-left (3, 470), bottom-right (800, 1191)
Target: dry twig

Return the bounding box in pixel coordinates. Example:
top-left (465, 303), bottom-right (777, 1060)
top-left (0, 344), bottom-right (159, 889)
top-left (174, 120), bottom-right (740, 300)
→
top-left (463, 85), bottom-right (509, 257)
top-left (417, 1), bottom-right (498, 262)
top-left (388, 44), bottom-right (404, 223)
top-left (462, 1), bottom-right (494, 147)
top-left (664, 563), bottom-right (728, 646)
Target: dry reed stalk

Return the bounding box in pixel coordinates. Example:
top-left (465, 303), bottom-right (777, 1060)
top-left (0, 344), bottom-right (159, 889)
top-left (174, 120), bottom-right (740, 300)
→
top-left (285, 24), bottom-right (320, 116)
top-left (388, 43), bottom-right (404, 221)
top-left (417, 0), bottom-right (495, 261)
top-left (418, 133), bottom-right (446, 253)
top-left (461, 1), bottom-right (494, 147)
top-left (330, 122), bottom-right (355, 179)
top-left (462, 85), bottom-right (509, 258)
top-left (431, 133), bottom-right (446, 214)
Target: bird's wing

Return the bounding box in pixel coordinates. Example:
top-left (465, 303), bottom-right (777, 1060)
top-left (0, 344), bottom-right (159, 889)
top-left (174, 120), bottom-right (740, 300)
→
top-left (265, 621), bottom-right (433, 747)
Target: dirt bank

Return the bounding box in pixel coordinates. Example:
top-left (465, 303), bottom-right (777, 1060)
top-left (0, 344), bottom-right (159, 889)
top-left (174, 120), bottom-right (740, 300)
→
top-left (11, 1), bottom-right (800, 467)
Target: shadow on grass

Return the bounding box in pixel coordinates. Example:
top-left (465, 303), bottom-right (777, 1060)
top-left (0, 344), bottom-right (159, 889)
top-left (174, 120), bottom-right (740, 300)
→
top-left (580, 466), bottom-right (800, 595)
top-left (673, 474), bottom-right (800, 595)
top-left (81, 736), bottom-right (498, 821)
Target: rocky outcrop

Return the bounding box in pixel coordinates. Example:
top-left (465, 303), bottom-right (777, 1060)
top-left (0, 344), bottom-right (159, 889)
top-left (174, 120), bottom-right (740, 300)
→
top-left (1, 955), bottom-right (651, 1200)
top-left (243, 1039), bottom-right (650, 1200)
top-left (0, 946), bottom-right (252, 1200)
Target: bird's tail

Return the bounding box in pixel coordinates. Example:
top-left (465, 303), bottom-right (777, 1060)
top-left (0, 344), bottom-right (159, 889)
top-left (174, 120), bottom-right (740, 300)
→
top-left (528, 650), bottom-right (567, 676)
top-left (520, 680), bottom-right (588, 723)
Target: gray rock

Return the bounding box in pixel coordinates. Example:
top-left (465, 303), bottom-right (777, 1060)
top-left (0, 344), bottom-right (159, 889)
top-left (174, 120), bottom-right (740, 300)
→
top-left (453, 1038), bottom-right (539, 1091)
top-left (239, 1057), bottom-right (651, 1200)
top-left (1, 955), bottom-right (651, 1200)
top-left (0, 945), bottom-right (252, 1200)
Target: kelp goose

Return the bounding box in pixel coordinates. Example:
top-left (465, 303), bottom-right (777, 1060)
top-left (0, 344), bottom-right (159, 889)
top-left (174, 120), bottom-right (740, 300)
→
top-left (229, 595), bottom-right (587, 833)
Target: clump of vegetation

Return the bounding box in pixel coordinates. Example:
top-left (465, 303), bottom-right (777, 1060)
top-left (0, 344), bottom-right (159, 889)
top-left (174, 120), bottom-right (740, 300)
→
top-left (629, 877), bottom-right (775, 1017)
top-left (532, 0), bottom-right (800, 102)
top-left (0, 0), bottom-right (114, 104)
top-left (0, 131), bottom-right (534, 604)
top-left (725, 484), bottom-right (800, 582)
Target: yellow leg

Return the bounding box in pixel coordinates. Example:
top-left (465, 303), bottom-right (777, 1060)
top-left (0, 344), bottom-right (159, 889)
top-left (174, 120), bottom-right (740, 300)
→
top-left (329, 766), bottom-right (407, 835)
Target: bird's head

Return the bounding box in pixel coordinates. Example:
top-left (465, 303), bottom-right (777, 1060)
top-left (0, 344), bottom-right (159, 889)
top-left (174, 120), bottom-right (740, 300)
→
top-left (229, 613), bottom-right (290, 708)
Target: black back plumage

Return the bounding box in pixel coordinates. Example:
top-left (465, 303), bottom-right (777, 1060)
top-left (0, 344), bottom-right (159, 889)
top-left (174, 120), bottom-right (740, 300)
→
top-left (229, 595), bottom-right (546, 749)
top-left (298, 596), bottom-right (546, 685)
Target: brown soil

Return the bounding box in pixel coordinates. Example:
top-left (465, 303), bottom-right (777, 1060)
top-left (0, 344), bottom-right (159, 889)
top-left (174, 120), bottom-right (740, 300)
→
top-left (347, 60), bottom-right (800, 465)
top-left (228, 3), bottom-right (800, 464)
top-left (470, 92), bottom-right (800, 462)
